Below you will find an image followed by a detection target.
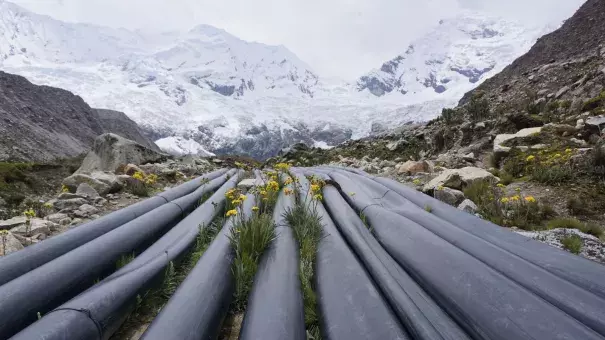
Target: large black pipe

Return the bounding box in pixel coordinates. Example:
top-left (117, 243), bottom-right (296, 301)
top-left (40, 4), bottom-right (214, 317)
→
top-left (0, 168), bottom-right (227, 287)
top-left (320, 168), bottom-right (605, 335)
top-left (321, 185), bottom-right (469, 340)
top-left (10, 172), bottom-right (242, 340)
top-left (313, 168), bottom-right (603, 340)
top-left (373, 175), bottom-right (605, 298)
top-left (291, 171), bottom-right (409, 340)
top-left (141, 194), bottom-right (257, 340)
top-left (0, 172), bottom-right (232, 340)
top-left (239, 179), bottom-right (306, 340)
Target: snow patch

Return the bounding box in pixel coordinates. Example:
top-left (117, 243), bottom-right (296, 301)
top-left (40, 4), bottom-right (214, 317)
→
top-left (155, 136), bottom-right (216, 157)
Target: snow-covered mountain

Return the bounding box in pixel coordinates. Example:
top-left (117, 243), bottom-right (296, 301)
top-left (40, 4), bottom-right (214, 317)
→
top-left (0, 1), bottom-right (558, 158)
top-left (357, 12), bottom-right (556, 102)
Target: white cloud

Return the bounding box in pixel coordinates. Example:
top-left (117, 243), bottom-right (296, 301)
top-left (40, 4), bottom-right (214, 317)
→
top-left (10, 0), bottom-right (585, 79)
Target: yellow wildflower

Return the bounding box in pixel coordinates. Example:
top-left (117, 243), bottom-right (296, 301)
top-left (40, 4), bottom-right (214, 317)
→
top-left (284, 188), bottom-right (293, 196)
top-left (0, 230), bottom-right (8, 236)
top-left (412, 179), bottom-right (421, 185)
top-left (267, 181), bottom-right (279, 191)
top-left (565, 148), bottom-right (572, 153)
top-left (515, 187), bottom-right (521, 192)
top-left (310, 184), bottom-right (321, 193)
top-left (252, 206), bottom-right (260, 212)
top-left (133, 171), bottom-right (145, 181)
top-left (510, 195), bottom-right (520, 201)
top-left (260, 190), bottom-right (267, 196)
top-left (226, 209), bottom-right (238, 217)
top-left (275, 163), bottom-right (291, 171)
top-left (284, 178), bottom-right (293, 185)
top-left (500, 197), bottom-right (510, 203)
top-left (313, 194), bottom-right (323, 201)
top-left (61, 184), bottom-right (69, 193)
top-left (524, 196), bottom-right (536, 203)
top-left (232, 199), bottom-right (242, 206)
top-left (43, 202), bottom-right (53, 209)
top-left (23, 208), bottom-right (35, 218)
top-left (554, 153), bottom-right (562, 158)
top-left (437, 185), bottom-right (444, 191)
top-left (239, 194), bottom-right (247, 201)
top-left (526, 155), bottom-right (535, 162)
top-left (496, 183), bottom-right (505, 188)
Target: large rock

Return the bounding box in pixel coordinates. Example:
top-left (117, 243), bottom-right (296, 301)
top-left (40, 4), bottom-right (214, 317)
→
top-left (63, 172), bottom-right (122, 195)
top-left (434, 187), bottom-right (465, 206)
top-left (46, 213), bottom-right (72, 226)
top-left (458, 199), bottom-right (479, 214)
top-left (10, 218), bottom-right (57, 236)
top-left (396, 160), bottom-right (431, 175)
top-left (424, 167), bottom-right (500, 191)
top-left (54, 198), bottom-right (88, 211)
top-left (0, 216), bottom-right (27, 230)
top-left (76, 133), bottom-right (167, 174)
top-left (493, 127), bottom-right (543, 155)
top-left (0, 232), bottom-right (24, 256)
top-left (76, 183), bottom-right (100, 199)
top-left (73, 204), bottom-right (100, 218)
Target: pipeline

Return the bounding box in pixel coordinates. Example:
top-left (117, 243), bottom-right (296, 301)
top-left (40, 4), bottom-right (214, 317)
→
top-left (0, 171), bottom-right (233, 340)
top-left (0, 168), bottom-right (227, 286)
top-left (238, 178), bottom-right (306, 340)
top-left (140, 194), bottom-right (257, 340)
top-left (291, 170), bottom-right (409, 340)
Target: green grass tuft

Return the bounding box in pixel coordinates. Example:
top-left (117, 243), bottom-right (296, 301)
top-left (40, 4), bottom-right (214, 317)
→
top-left (229, 213), bottom-right (276, 312)
top-left (547, 218), bottom-right (603, 238)
top-left (561, 234), bottom-right (583, 254)
top-left (116, 252), bottom-right (135, 270)
top-left (286, 203), bottom-right (323, 339)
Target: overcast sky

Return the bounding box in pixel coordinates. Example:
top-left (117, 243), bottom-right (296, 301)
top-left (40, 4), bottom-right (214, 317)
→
top-left (12, 0), bottom-right (586, 80)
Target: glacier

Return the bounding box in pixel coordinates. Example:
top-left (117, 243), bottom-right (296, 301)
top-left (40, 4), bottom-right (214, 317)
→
top-left (0, 1), bottom-right (559, 158)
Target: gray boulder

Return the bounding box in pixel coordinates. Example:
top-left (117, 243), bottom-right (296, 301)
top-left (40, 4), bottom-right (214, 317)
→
top-left (76, 133), bottom-right (167, 174)
top-left (424, 167), bottom-right (499, 191)
top-left (54, 198), bottom-right (88, 211)
top-left (76, 183), bottom-right (100, 199)
top-left (434, 187), bottom-right (465, 206)
top-left (458, 199), bottom-right (479, 214)
top-left (46, 213), bottom-right (72, 226)
top-left (57, 192), bottom-right (87, 200)
top-left (0, 216), bottom-right (27, 231)
top-left (0, 232), bottom-right (24, 256)
top-left (10, 218), bottom-right (57, 236)
top-left (73, 204), bottom-right (100, 218)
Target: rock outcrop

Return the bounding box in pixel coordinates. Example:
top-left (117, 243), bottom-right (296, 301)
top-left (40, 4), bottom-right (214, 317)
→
top-left (0, 71), bottom-right (159, 162)
top-left (76, 133), bottom-right (167, 174)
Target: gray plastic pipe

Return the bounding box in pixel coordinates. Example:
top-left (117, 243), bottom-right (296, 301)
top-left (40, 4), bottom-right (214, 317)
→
top-left (10, 172), bottom-right (242, 340)
top-left (0, 172), bottom-right (232, 340)
top-left (0, 168), bottom-right (228, 287)
top-left (141, 194), bottom-right (257, 340)
top-left (239, 178), bottom-right (306, 340)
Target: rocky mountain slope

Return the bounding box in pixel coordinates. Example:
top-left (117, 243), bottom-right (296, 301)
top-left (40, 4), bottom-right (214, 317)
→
top-left (0, 1), bottom-right (564, 158)
top-left (0, 71), bottom-right (158, 162)
top-left (274, 0), bottom-right (605, 262)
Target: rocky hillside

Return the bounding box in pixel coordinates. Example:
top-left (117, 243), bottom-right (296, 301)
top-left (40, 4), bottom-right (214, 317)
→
top-left (0, 71), bottom-right (158, 162)
top-left (274, 0), bottom-right (605, 263)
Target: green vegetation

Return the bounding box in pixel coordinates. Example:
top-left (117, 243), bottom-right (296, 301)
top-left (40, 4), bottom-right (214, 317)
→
top-left (467, 92), bottom-right (490, 122)
top-left (561, 234), bottom-right (583, 254)
top-left (566, 197), bottom-right (593, 216)
top-left (424, 204), bottom-right (433, 213)
top-left (502, 147), bottom-right (575, 185)
top-left (463, 180), bottom-right (555, 230)
top-left (228, 213), bottom-right (276, 312)
top-left (286, 203), bottom-right (323, 340)
top-left (546, 218), bottom-right (603, 238)
top-left (116, 252), bottom-right (135, 270)
top-left (581, 90), bottom-right (605, 112)
top-left (441, 108), bottom-right (457, 125)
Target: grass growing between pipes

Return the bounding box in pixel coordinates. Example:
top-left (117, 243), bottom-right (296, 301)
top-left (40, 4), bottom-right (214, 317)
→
top-left (111, 219), bottom-right (223, 340)
top-left (286, 203), bottom-right (324, 340)
top-left (228, 213), bottom-right (276, 312)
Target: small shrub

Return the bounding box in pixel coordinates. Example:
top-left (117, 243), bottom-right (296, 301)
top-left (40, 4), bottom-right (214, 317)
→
top-left (547, 217), bottom-right (585, 230)
top-left (567, 197), bottom-right (593, 216)
top-left (498, 172), bottom-right (515, 185)
top-left (560, 100), bottom-right (572, 110)
top-left (467, 92), bottom-right (490, 122)
top-left (424, 204), bottom-right (433, 213)
top-left (441, 108), bottom-right (457, 125)
top-left (546, 101), bottom-right (560, 112)
top-left (561, 234), bottom-right (582, 254)
top-left (582, 91), bottom-right (605, 112)
top-left (531, 165), bottom-right (573, 184)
